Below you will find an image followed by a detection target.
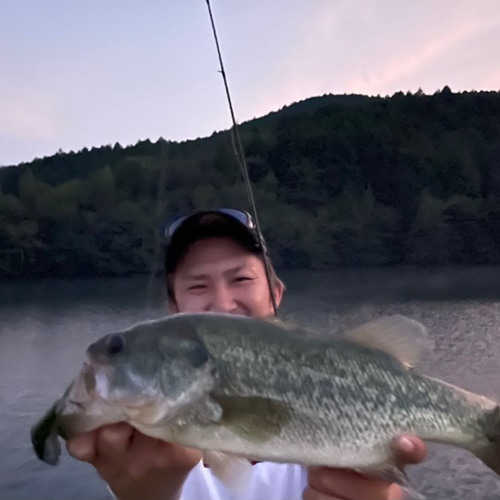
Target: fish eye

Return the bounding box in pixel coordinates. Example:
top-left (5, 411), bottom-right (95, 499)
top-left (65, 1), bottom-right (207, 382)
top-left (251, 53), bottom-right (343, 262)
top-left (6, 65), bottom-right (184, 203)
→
top-left (105, 335), bottom-right (124, 356)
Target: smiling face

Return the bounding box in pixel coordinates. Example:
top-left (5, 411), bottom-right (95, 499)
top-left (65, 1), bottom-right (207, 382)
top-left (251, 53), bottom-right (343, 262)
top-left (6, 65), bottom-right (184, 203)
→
top-left (169, 237), bottom-right (283, 317)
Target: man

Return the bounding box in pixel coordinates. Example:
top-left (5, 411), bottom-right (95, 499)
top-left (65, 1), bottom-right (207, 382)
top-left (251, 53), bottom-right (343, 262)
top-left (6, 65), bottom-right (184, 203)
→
top-left (67, 208), bottom-right (427, 500)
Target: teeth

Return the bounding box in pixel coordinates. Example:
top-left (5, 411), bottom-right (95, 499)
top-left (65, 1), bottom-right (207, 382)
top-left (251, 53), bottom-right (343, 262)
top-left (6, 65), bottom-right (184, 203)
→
top-left (95, 368), bottom-right (110, 399)
top-left (69, 363), bottom-right (94, 403)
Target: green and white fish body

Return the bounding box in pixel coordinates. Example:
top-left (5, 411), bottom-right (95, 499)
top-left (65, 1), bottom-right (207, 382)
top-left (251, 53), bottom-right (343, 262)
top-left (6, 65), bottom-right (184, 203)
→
top-left (31, 313), bottom-right (500, 497)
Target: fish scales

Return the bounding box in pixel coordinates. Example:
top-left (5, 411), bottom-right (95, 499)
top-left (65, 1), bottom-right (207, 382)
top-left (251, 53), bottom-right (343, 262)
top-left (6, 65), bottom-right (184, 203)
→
top-left (176, 315), bottom-right (491, 466)
top-left (31, 312), bottom-right (500, 496)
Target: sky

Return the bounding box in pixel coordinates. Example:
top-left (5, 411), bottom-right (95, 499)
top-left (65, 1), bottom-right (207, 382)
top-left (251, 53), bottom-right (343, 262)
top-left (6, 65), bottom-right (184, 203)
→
top-left (0, 0), bottom-right (499, 167)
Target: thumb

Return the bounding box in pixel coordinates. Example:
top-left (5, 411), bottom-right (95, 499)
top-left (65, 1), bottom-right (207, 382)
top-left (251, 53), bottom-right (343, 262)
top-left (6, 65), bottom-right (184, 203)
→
top-left (67, 431), bottom-right (97, 463)
top-left (392, 435), bottom-right (427, 465)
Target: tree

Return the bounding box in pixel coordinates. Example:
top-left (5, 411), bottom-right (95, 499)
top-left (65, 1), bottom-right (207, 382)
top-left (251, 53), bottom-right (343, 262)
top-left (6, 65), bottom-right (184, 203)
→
top-left (1, 89), bottom-right (500, 278)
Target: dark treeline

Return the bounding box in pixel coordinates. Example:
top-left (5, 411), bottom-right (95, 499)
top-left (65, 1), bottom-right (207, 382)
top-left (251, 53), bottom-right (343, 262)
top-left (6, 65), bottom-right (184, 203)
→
top-left (1, 87), bottom-right (500, 279)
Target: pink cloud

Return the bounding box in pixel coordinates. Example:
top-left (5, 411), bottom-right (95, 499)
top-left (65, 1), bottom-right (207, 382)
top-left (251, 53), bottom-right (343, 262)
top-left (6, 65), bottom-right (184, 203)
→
top-left (0, 92), bottom-right (58, 141)
top-left (255, 0), bottom-right (500, 114)
top-left (347, 17), bottom-right (500, 94)
top-left (480, 68), bottom-right (500, 90)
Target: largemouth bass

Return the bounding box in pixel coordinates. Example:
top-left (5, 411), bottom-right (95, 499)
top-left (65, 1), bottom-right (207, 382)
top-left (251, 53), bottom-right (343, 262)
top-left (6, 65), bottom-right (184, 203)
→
top-left (31, 313), bottom-right (500, 496)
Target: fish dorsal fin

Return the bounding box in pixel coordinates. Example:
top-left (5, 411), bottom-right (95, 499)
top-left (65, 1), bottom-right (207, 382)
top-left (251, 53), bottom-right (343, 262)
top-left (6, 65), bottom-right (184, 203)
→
top-left (344, 315), bottom-right (431, 368)
top-left (263, 316), bottom-right (298, 331)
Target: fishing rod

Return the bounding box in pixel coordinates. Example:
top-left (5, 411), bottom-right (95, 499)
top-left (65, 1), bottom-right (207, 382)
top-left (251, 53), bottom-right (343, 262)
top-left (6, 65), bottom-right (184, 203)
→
top-left (204, 0), bottom-right (279, 316)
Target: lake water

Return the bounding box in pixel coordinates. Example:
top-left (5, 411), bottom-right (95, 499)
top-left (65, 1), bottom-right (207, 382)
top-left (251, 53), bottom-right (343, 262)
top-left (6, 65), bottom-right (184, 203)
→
top-left (2, 269), bottom-right (500, 500)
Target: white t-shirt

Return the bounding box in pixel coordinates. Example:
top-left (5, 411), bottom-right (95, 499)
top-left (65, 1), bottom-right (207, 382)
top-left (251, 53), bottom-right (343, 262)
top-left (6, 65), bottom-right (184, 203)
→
top-left (108, 461), bottom-right (308, 500)
top-left (180, 462), bottom-right (308, 500)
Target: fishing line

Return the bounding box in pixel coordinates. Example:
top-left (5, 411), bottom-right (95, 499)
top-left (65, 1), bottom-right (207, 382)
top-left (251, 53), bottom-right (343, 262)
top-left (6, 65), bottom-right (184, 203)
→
top-left (146, 140), bottom-right (168, 313)
top-left (204, 0), bottom-right (278, 316)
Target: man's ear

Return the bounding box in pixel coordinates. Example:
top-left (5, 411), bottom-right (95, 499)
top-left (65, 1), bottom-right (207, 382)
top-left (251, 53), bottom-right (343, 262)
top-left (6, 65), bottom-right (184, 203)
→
top-left (273, 279), bottom-right (285, 308)
top-left (167, 298), bottom-right (179, 314)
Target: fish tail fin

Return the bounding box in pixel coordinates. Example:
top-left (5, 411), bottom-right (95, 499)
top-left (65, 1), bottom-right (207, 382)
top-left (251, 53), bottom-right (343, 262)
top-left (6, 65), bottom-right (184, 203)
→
top-left (473, 406), bottom-right (500, 475)
top-left (30, 403), bottom-right (61, 465)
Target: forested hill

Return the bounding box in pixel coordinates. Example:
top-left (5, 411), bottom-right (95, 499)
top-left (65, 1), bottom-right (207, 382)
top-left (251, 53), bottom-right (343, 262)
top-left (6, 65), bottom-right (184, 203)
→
top-left (1, 88), bottom-right (500, 279)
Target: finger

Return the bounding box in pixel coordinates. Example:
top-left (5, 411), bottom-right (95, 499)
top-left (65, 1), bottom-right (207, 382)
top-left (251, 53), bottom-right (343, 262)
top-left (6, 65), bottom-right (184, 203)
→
top-left (95, 423), bottom-right (134, 462)
top-left (152, 441), bottom-right (184, 469)
top-left (308, 467), bottom-right (393, 500)
top-left (392, 435), bottom-right (427, 464)
top-left (303, 486), bottom-right (347, 500)
top-left (125, 431), bottom-right (166, 477)
top-left (154, 442), bottom-right (203, 470)
top-left (67, 431), bottom-right (98, 463)
top-left (388, 484), bottom-right (406, 500)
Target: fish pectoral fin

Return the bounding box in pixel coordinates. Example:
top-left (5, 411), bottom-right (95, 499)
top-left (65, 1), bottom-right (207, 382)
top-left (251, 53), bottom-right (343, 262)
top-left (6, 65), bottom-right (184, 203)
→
top-left (198, 397), bottom-right (224, 423)
top-left (368, 465), bottom-right (425, 500)
top-left (374, 464), bottom-right (410, 485)
top-left (216, 395), bottom-right (291, 443)
top-left (202, 450), bottom-right (253, 495)
top-left (174, 397), bottom-right (224, 427)
top-left (344, 315), bottom-right (432, 369)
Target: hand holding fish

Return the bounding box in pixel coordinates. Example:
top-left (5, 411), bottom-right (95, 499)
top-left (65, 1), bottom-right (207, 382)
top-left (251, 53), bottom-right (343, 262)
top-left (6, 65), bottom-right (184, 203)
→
top-left (32, 314), bottom-right (500, 500)
top-left (67, 426), bottom-right (426, 500)
top-left (67, 423), bottom-right (201, 500)
top-left (304, 435), bottom-right (427, 500)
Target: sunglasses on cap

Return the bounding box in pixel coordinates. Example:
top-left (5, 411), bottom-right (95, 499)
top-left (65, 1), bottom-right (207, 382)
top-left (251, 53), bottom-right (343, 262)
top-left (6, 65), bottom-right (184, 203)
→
top-left (161, 208), bottom-right (256, 243)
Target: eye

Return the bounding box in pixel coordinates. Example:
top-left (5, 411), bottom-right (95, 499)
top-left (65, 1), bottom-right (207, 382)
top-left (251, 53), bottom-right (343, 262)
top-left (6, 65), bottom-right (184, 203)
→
top-left (233, 276), bottom-right (253, 284)
top-left (105, 335), bottom-right (124, 356)
top-left (188, 284), bottom-right (207, 292)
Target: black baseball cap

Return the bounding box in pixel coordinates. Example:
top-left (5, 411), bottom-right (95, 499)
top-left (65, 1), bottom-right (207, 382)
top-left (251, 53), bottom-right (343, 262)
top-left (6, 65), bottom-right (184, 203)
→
top-left (161, 208), bottom-right (267, 274)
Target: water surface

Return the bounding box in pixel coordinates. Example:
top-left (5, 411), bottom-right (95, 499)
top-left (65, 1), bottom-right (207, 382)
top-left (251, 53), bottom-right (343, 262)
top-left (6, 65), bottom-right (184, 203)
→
top-left (2, 270), bottom-right (500, 499)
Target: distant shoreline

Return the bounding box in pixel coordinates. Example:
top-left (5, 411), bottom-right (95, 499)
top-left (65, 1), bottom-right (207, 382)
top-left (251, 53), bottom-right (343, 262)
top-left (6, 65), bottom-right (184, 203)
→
top-left (4, 264), bottom-right (500, 303)
top-left (2, 90), bottom-right (500, 282)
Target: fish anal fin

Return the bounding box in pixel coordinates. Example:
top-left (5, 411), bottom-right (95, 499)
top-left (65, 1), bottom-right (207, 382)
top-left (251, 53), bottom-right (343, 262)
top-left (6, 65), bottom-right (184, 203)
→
top-left (344, 315), bottom-right (432, 368)
top-left (364, 464), bottom-right (425, 500)
top-left (203, 450), bottom-right (253, 495)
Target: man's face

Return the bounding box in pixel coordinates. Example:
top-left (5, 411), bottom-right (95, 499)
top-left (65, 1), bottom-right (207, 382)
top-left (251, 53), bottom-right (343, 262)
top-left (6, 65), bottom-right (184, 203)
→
top-left (169, 237), bottom-right (283, 318)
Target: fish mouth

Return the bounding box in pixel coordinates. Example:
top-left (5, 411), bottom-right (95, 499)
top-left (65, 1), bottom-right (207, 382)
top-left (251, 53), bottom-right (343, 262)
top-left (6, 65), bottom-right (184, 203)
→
top-left (68, 360), bottom-right (114, 405)
top-left (69, 359), bottom-right (155, 410)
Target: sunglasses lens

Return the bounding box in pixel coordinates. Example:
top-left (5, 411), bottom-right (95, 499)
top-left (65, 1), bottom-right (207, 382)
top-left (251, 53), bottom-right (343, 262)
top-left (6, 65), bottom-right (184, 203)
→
top-left (163, 208), bottom-right (254, 242)
top-left (218, 208), bottom-right (253, 227)
top-left (166, 216), bottom-right (187, 238)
